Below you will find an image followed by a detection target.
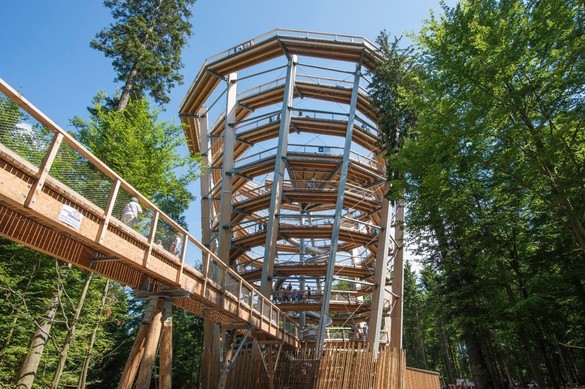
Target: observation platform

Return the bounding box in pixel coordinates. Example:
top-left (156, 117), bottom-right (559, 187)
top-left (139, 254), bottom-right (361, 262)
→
top-left (178, 28), bottom-right (397, 347)
top-left (180, 29), bottom-right (382, 155)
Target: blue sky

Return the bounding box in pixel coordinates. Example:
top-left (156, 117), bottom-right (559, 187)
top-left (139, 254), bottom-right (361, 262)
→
top-left (1, 0), bottom-right (456, 237)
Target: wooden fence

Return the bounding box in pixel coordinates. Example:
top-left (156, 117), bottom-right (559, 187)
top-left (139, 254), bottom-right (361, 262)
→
top-left (404, 367), bottom-right (441, 389)
top-left (224, 342), bottom-right (414, 389)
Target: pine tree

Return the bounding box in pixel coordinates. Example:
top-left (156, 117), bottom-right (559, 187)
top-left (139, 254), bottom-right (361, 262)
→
top-left (91, 0), bottom-right (197, 110)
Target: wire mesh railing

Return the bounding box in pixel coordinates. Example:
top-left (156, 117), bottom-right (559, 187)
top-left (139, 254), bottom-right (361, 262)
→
top-left (0, 78), bottom-right (299, 341)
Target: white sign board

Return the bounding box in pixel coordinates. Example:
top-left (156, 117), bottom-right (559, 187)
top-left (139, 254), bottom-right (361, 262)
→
top-left (58, 204), bottom-right (83, 230)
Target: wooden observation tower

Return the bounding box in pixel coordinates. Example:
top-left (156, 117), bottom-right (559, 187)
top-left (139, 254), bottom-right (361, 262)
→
top-left (0, 30), bottom-right (442, 388)
top-left (180, 29), bottom-right (406, 386)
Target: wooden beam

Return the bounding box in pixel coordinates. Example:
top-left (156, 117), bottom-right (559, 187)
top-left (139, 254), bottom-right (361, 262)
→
top-left (118, 298), bottom-right (161, 389)
top-left (135, 298), bottom-right (165, 388)
top-left (159, 301), bottom-right (173, 389)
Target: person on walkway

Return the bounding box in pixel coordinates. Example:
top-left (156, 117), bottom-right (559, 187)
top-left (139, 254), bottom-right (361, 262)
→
top-left (169, 232), bottom-right (183, 256)
top-left (122, 197), bottom-right (142, 227)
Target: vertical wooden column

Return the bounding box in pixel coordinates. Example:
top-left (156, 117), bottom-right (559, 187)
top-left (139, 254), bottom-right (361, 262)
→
top-left (118, 298), bottom-right (165, 389)
top-left (198, 106), bottom-right (216, 389)
top-left (199, 107), bottom-right (212, 258)
top-left (316, 62), bottom-right (362, 352)
top-left (159, 300), bottom-right (173, 389)
top-left (135, 299), bottom-right (165, 388)
top-left (217, 73), bottom-right (238, 263)
top-left (367, 189), bottom-right (392, 350)
top-left (118, 299), bottom-right (163, 389)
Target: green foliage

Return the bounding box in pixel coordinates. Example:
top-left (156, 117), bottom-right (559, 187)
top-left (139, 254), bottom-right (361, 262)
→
top-left (73, 94), bottom-right (200, 224)
top-left (1, 1), bottom-right (202, 387)
top-left (368, 32), bottom-right (417, 183)
top-left (169, 310), bottom-right (204, 386)
top-left (0, 239), bottom-right (130, 387)
top-left (372, 0), bottom-right (585, 386)
top-left (91, 0), bottom-right (197, 108)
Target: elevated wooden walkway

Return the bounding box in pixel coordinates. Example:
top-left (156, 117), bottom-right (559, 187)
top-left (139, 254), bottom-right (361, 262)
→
top-left (0, 79), bottom-right (299, 347)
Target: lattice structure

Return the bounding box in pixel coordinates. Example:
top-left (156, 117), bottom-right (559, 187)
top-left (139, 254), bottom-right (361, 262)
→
top-left (179, 29), bottom-right (405, 353)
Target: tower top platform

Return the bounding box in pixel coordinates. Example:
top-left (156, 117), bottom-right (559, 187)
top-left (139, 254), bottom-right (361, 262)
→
top-left (179, 29), bottom-right (382, 155)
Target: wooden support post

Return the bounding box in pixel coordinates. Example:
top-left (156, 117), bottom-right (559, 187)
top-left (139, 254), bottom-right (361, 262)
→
top-left (267, 345), bottom-right (274, 389)
top-left (390, 200), bottom-right (405, 350)
top-left (159, 300), bottom-right (173, 389)
top-left (117, 298), bottom-right (166, 389)
top-left (201, 320), bottom-right (216, 389)
top-left (118, 298), bottom-right (162, 389)
top-left (24, 132), bottom-right (63, 208)
top-left (135, 298), bottom-right (165, 388)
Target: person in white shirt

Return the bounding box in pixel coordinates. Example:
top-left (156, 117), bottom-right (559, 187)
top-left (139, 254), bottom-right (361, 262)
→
top-left (122, 197), bottom-right (142, 227)
top-left (169, 233), bottom-right (183, 256)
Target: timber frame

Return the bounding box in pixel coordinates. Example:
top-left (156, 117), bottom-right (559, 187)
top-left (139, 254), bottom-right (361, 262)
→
top-left (179, 28), bottom-right (405, 372)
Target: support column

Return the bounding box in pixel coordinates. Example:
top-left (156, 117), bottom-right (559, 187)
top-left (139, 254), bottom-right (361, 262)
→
top-left (118, 298), bottom-right (165, 389)
top-left (199, 106), bottom-right (216, 389)
top-left (316, 63), bottom-right (362, 352)
top-left (135, 300), bottom-right (165, 388)
top-left (260, 55), bottom-right (298, 298)
top-left (390, 200), bottom-right (405, 348)
top-left (217, 73), bottom-right (238, 264)
top-left (159, 301), bottom-right (173, 389)
top-left (367, 190), bottom-right (392, 350)
top-left (199, 107), bottom-right (212, 259)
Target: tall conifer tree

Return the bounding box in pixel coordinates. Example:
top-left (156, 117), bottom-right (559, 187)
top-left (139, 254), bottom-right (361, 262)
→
top-left (91, 0), bottom-right (197, 110)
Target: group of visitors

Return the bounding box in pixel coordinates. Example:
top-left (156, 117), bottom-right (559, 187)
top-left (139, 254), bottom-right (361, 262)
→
top-left (272, 284), bottom-right (312, 303)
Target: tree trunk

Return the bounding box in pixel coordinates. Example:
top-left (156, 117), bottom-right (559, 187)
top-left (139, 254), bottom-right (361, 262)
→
top-left (438, 318), bottom-right (456, 384)
top-left (116, 65), bottom-right (139, 111)
top-left (415, 310), bottom-right (428, 369)
top-left (116, 0), bottom-right (163, 112)
top-left (15, 290), bottom-right (60, 388)
top-left (78, 279), bottom-right (110, 389)
top-left (461, 321), bottom-right (492, 389)
top-left (50, 273), bottom-right (93, 389)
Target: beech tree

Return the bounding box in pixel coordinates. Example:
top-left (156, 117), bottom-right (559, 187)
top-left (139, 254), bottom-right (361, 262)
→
top-left (370, 0), bottom-right (585, 387)
top-left (91, 0), bottom-right (197, 110)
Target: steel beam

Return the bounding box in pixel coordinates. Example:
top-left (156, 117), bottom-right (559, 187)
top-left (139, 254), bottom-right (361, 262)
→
top-left (260, 55), bottom-right (298, 298)
top-left (316, 63), bottom-right (362, 352)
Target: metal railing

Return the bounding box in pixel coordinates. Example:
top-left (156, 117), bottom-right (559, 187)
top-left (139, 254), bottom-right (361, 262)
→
top-left (206, 28), bottom-right (372, 65)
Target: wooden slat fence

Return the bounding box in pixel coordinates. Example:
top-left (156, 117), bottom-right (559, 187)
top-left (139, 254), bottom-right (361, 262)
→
top-left (224, 342), bottom-right (416, 389)
top-left (404, 367), bottom-right (441, 389)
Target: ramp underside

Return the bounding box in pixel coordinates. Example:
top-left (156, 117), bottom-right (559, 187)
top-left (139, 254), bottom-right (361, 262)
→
top-left (0, 146), bottom-right (298, 346)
